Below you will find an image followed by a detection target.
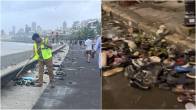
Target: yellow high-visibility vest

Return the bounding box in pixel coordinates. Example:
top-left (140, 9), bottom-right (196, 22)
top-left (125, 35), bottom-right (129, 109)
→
top-left (33, 38), bottom-right (52, 60)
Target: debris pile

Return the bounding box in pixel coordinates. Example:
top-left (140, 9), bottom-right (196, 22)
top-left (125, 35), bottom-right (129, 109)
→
top-left (14, 77), bottom-right (36, 86)
top-left (102, 6), bottom-right (195, 104)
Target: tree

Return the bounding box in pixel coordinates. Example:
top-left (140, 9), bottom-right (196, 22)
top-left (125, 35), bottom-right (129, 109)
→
top-left (95, 20), bottom-right (101, 35)
top-left (69, 19), bottom-right (101, 40)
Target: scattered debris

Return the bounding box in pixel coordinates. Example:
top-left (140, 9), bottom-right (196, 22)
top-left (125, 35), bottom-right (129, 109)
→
top-left (27, 70), bottom-right (32, 74)
top-left (54, 76), bottom-right (64, 80)
top-left (156, 25), bottom-right (169, 37)
top-left (78, 67), bottom-right (85, 69)
top-left (103, 67), bottom-right (124, 77)
top-left (53, 64), bottom-right (61, 67)
top-left (63, 68), bottom-right (77, 71)
top-left (102, 1), bottom-right (195, 105)
top-left (14, 77), bottom-right (36, 86)
top-left (185, 102), bottom-right (196, 110)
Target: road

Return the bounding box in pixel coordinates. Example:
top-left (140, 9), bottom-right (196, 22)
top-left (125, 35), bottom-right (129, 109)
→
top-left (102, 73), bottom-right (185, 109)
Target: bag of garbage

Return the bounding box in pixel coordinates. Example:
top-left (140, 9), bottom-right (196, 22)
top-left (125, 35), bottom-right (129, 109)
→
top-left (130, 70), bottom-right (154, 90)
top-left (125, 62), bottom-right (162, 90)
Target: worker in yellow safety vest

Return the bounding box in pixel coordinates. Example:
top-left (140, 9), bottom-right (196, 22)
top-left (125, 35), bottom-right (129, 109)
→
top-left (32, 33), bottom-right (54, 88)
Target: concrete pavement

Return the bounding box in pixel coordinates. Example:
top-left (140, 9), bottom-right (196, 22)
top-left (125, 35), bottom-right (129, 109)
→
top-left (33, 44), bottom-right (101, 109)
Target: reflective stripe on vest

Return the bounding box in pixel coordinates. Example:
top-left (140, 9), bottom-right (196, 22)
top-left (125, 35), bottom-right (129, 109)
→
top-left (33, 39), bottom-right (52, 60)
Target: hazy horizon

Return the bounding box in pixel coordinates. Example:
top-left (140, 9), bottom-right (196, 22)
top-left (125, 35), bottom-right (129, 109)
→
top-left (1, 0), bottom-right (101, 33)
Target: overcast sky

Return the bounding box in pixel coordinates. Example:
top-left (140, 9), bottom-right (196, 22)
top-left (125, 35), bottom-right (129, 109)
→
top-left (1, 0), bottom-right (101, 33)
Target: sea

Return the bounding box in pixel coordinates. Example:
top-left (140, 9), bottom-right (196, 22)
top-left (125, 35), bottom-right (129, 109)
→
top-left (0, 41), bottom-right (33, 56)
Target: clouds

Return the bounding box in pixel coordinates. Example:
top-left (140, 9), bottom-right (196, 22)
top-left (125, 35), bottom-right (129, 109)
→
top-left (1, 0), bottom-right (101, 32)
top-left (1, 1), bottom-right (64, 13)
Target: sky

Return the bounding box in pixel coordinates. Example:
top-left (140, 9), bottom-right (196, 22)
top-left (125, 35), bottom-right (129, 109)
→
top-left (1, 0), bottom-right (101, 33)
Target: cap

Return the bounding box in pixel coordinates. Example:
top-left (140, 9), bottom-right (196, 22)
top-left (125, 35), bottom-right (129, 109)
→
top-left (32, 33), bottom-right (40, 40)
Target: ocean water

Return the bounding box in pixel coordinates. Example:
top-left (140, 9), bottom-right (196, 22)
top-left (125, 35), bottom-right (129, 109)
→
top-left (0, 41), bottom-right (33, 56)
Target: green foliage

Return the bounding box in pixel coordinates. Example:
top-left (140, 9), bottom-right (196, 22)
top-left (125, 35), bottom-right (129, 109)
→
top-left (69, 20), bottom-right (101, 40)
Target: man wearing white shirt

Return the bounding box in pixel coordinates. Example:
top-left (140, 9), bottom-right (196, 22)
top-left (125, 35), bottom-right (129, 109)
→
top-left (84, 37), bottom-right (93, 63)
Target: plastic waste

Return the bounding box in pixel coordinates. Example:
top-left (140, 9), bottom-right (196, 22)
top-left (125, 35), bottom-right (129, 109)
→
top-left (185, 103), bottom-right (196, 110)
top-left (175, 66), bottom-right (193, 73)
top-left (21, 77), bottom-right (34, 81)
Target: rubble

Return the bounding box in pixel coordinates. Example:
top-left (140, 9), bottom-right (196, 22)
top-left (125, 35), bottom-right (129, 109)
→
top-left (102, 1), bottom-right (195, 105)
top-left (103, 67), bottom-right (124, 77)
top-left (156, 25), bottom-right (169, 37)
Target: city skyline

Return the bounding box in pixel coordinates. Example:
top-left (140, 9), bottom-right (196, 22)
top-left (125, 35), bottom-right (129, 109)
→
top-left (1, 18), bottom-right (100, 36)
top-left (1, 0), bottom-right (101, 33)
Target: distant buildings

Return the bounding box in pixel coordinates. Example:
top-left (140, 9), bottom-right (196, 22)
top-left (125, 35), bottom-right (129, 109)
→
top-left (63, 21), bottom-right (67, 31)
top-left (1, 29), bottom-right (11, 40)
top-left (80, 19), bottom-right (99, 28)
top-left (25, 24), bottom-right (31, 34)
top-left (1, 18), bottom-right (100, 41)
top-left (62, 21), bottom-right (68, 34)
top-left (12, 26), bottom-right (16, 35)
top-left (6, 26), bottom-right (16, 37)
top-left (71, 19), bottom-right (100, 32)
top-left (87, 19), bottom-right (99, 29)
top-left (72, 21), bottom-right (80, 30)
top-left (37, 25), bottom-right (42, 33)
top-left (17, 28), bottom-right (24, 34)
top-left (31, 22), bottom-right (37, 32)
top-left (1, 29), bottom-right (5, 36)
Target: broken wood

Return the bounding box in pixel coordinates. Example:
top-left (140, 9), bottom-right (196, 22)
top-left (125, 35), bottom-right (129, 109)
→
top-left (103, 67), bottom-right (124, 77)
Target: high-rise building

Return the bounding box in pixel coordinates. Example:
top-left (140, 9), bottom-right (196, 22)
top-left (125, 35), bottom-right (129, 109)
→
top-left (1, 29), bottom-right (5, 36)
top-left (32, 22), bottom-right (37, 32)
top-left (25, 24), bottom-right (31, 34)
top-left (17, 28), bottom-right (24, 34)
top-left (72, 21), bottom-right (80, 30)
top-left (87, 19), bottom-right (98, 29)
top-left (37, 25), bottom-right (42, 33)
top-left (12, 26), bottom-right (16, 35)
top-left (63, 21), bottom-right (67, 31)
